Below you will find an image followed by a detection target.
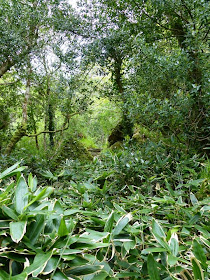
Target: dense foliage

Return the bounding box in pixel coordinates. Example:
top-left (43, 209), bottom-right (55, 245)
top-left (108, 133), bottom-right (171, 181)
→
top-left (0, 0), bottom-right (209, 279)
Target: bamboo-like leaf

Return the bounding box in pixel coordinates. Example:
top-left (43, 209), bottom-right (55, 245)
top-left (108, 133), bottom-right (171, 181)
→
top-left (152, 219), bottom-right (166, 238)
top-left (10, 221), bottom-right (27, 243)
top-left (43, 257), bottom-right (59, 274)
top-left (0, 162), bottom-right (26, 180)
top-left (15, 175), bottom-right (28, 214)
top-left (2, 205), bottom-right (18, 220)
top-left (58, 217), bottom-right (69, 237)
top-left (28, 173), bottom-right (37, 192)
top-left (27, 214), bottom-right (45, 245)
top-left (112, 213), bottom-right (132, 235)
top-left (104, 211), bottom-right (115, 233)
top-left (66, 265), bottom-right (103, 276)
top-left (24, 251), bottom-right (53, 277)
top-left (191, 257), bottom-right (204, 280)
top-left (147, 254), bottom-right (160, 280)
top-left (53, 271), bottom-right (69, 280)
top-left (190, 192), bottom-right (199, 206)
top-left (180, 270), bottom-right (194, 280)
top-left (24, 186), bottom-right (54, 210)
top-left (11, 272), bottom-right (28, 280)
top-left (169, 233), bottom-right (179, 256)
top-left (193, 239), bottom-right (207, 267)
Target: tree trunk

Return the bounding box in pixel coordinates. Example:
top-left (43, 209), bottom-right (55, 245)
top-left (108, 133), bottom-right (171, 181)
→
top-left (114, 57), bottom-right (133, 137)
top-left (4, 64), bottom-right (31, 155)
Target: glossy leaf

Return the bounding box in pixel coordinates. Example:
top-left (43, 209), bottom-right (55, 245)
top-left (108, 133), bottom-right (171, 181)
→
top-left (113, 213), bottom-right (132, 235)
top-left (191, 257), bottom-right (204, 280)
top-left (147, 254), bottom-right (160, 280)
top-left (15, 175), bottom-right (28, 214)
top-left (10, 221), bottom-right (27, 243)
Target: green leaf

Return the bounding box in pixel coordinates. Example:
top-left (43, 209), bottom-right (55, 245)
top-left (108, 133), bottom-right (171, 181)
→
top-left (58, 217), bottom-right (69, 237)
top-left (66, 265), bottom-right (103, 276)
top-left (151, 220), bottom-right (171, 252)
top-left (24, 187), bottom-right (54, 210)
top-left (193, 239), bottom-right (207, 268)
top-left (190, 193), bottom-right (199, 206)
top-left (27, 214), bottom-right (45, 245)
top-left (113, 213), bottom-right (132, 235)
top-left (0, 270), bottom-right (9, 280)
top-left (90, 271), bottom-right (108, 280)
top-left (169, 233), bottom-right (179, 256)
top-left (191, 257), bottom-right (204, 280)
top-left (147, 254), bottom-right (160, 280)
top-left (104, 211), bottom-right (115, 233)
top-left (53, 271), bottom-right (69, 280)
top-left (10, 221), bottom-right (27, 243)
top-left (168, 254), bottom-right (178, 266)
top-left (43, 257), bottom-right (59, 274)
top-left (116, 272), bottom-right (139, 277)
top-left (2, 205), bottom-right (18, 220)
top-left (15, 175), bottom-right (28, 214)
top-left (152, 219), bottom-right (166, 239)
top-left (0, 162), bottom-right (26, 180)
top-left (141, 247), bottom-right (167, 254)
top-left (12, 272), bottom-right (28, 280)
top-left (24, 251), bottom-right (53, 277)
top-left (180, 270), bottom-right (194, 280)
top-left (28, 173), bottom-right (37, 192)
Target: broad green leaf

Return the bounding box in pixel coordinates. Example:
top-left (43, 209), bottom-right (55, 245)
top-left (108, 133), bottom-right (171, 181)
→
top-left (113, 213), bottom-right (132, 235)
top-left (15, 175), bottom-right (28, 214)
top-left (152, 219), bottom-right (166, 239)
top-left (90, 271), bottom-right (108, 280)
top-left (169, 233), bottom-right (179, 256)
top-left (0, 162), bottom-right (26, 180)
top-left (24, 187), bottom-right (54, 210)
top-left (27, 214), bottom-right (45, 245)
top-left (28, 173), bottom-right (37, 192)
top-left (116, 272), bottom-right (139, 277)
top-left (43, 257), bottom-right (59, 274)
top-left (168, 254), bottom-right (178, 266)
top-left (141, 247), bottom-right (167, 254)
top-left (64, 209), bottom-right (82, 216)
top-left (10, 221), bottom-right (27, 243)
top-left (193, 240), bottom-right (207, 268)
top-left (113, 203), bottom-right (127, 214)
top-left (12, 272), bottom-right (28, 280)
top-left (53, 271), bottom-right (69, 280)
top-left (147, 254), bottom-right (160, 280)
top-left (58, 217), bottom-right (69, 237)
top-left (24, 251), bottom-right (53, 276)
top-left (190, 193), bottom-right (199, 206)
top-left (104, 211), bottom-right (115, 233)
top-left (0, 270), bottom-right (9, 280)
top-left (2, 205), bottom-right (18, 220)
top-left (66, 265), bottom-right (103, 276)
top-left (191, 257), bottom-right (204, 280)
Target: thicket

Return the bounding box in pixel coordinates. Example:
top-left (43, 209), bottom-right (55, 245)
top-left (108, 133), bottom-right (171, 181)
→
top-left (0, 0), bottom-right (209, 279)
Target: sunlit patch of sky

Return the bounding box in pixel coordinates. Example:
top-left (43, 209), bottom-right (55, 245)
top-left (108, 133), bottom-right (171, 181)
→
top-left (68, 0), bottom-right (78, 8)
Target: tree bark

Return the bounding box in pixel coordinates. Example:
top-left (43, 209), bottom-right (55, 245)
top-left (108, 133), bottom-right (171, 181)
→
top-left (4, 63), bottom-right (31, 155)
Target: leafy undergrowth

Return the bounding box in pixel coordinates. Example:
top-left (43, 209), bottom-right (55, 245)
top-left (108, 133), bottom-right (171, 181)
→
top-left (0, 148), bottom-right (209, 279)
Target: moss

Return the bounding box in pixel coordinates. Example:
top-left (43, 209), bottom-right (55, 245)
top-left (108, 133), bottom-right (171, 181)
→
top-left (4, 124), bottom-right (27, 155)
top-left (110, 141), bottom-right (123, 151)
top-left (52, 136), bottom-right (93, 167)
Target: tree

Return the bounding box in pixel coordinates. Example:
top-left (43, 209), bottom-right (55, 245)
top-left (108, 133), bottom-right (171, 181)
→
top-left (85, 0), bottom-right (209, 152)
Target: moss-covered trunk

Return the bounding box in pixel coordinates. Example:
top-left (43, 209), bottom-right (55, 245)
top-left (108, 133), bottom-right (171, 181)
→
top-left (4, 125), bottom-right (27, 155)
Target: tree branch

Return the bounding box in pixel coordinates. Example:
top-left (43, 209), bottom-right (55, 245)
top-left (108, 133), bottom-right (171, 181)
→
top-left (26, 112), bottom-right (79, 137)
